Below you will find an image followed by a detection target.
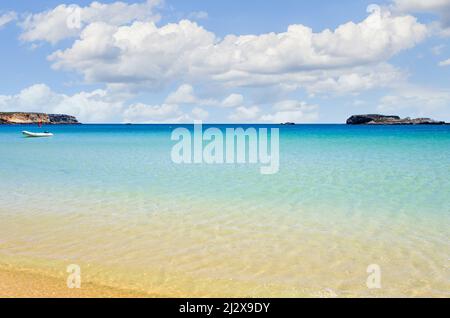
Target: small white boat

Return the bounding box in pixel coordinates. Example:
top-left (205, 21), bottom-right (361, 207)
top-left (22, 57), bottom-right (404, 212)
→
top-left (22, 131), bottom-right (54, 138)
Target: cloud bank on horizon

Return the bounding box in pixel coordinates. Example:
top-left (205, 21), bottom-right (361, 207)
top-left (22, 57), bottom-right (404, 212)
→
top-left (0, 0), bottom-right (449, 123)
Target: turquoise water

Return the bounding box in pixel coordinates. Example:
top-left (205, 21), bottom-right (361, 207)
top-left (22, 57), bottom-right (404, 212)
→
top-left (0, 124), bottom-right (449, 297)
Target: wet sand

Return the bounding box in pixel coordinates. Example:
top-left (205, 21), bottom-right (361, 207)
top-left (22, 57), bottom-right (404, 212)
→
top-left (0, 268), bottom-right (151, 298)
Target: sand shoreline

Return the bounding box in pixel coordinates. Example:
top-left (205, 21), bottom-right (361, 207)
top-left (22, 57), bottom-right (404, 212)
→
top-left (0, 267), bottom-right (153, 298)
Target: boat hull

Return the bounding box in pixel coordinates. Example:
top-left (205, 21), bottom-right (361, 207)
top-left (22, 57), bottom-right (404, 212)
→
top-left (22, 131), bottom-right (54, 138)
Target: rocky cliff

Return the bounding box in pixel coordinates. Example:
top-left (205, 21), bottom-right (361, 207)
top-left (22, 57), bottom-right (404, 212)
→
top-left (347, 114), bottom-right (447, 125)
top-left (48, 114), bottom-right (80, 124)
top-left (0, 112), bottom-right (80, 124)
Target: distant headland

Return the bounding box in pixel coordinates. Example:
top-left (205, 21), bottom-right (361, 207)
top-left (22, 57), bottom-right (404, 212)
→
top-left (0, 112), bottom-right (80, 125)
top-left (346, 114), bottom-right (448, 125)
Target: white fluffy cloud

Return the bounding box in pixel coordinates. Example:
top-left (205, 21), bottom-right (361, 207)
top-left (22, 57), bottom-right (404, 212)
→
top-left (10, 3), bottom-right (444, 123)
top-left (46, 8), bottom-right (427, 94)
top-left (229, 106), bottom-right (261, 122)
top-left (221, 94), bottom-right (244, 108)
top-left (0, 11), bottom-right (17, 29)
top-left (165, 84), bottom-right (197, 104)
top-left (20, 0), bottom-right (162, 44)
top-left (299, 63), bottom-right (405, 95)
top-left (439, 58), bottom-right (450, 66)
top-left (0, 84), bottom-right (224, 123)
top-left (0, 84), bottom-right (125, 122)
top-left (122, 103), bottom-right (187, 123)
top-left (165, 84), bottom-right (244, 108)
top-left (165, 84), bottom-right (216, 106)
top-left (0, 84), bottom-right (198, 123)
top-left (378, 86), bottom-right (450, 120)
top-left (260, 100), bottom-right (319, 123)
top-left (394, 0), bottom-right (450, 12)
top-left (393, 0), bottom-right (450, 35)
top-left (191, 107), bottom-right (209, 120)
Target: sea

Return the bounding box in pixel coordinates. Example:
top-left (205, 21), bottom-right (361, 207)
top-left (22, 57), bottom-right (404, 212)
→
top-left (0, 124), bottom-right (449, 297)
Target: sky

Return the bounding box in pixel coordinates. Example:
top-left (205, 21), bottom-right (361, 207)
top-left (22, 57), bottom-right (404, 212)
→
top-left (0, 0), bottom-right (449, 123)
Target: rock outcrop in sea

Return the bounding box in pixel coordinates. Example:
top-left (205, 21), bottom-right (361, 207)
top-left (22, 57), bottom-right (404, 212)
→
top-left (281, 122), bottom-right (296, 125)
top-left (346, 114), bottom-right (447, 125)
top-left (0, 112), bottom-right (80, 125)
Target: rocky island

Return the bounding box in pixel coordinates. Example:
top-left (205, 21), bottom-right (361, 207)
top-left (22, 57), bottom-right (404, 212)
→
top-left (346, 114), bottom-right (447, 125)
top-left (281, 122), bottom-right (296, 125)
top-left (0, 112), bottom-right (80, 125)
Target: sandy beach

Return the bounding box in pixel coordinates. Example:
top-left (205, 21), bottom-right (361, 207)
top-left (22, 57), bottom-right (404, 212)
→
top-left (0, 267), bottom-right (150, 298)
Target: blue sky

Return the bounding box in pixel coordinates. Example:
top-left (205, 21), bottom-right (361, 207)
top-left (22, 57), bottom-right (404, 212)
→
top-left (0, 0), bottom-right (449, 123)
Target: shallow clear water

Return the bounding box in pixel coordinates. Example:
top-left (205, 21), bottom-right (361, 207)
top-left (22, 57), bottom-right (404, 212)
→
top-left (0, 124), bottom-right (449, 297)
